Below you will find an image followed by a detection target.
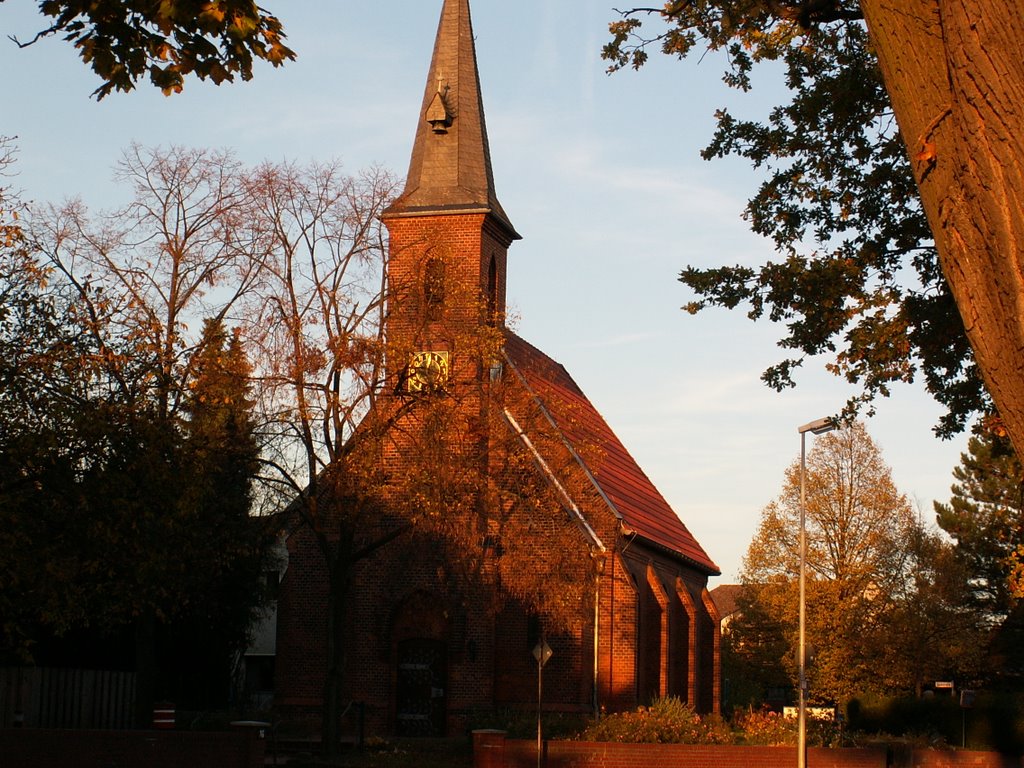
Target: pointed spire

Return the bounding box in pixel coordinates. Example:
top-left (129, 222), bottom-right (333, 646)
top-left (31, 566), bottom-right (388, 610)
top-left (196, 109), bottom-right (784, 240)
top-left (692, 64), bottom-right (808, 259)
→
top-left (384, 0), bottom-right (519, 239)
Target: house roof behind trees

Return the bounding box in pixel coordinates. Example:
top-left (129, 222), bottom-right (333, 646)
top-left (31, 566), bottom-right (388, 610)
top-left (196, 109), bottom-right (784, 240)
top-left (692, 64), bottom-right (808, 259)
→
top-left (709, 583), bottom-right (744, 622)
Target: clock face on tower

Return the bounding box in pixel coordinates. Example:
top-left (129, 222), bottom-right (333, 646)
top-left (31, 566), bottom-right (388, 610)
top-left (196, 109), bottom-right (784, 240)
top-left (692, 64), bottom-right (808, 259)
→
top-left (406, 350), bottom-right (450, 393)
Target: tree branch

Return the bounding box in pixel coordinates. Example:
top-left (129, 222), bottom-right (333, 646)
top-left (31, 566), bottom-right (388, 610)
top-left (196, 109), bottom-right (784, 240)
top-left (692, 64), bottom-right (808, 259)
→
top-left (351, 521), bottom-right (414, 563)
top-left (8, 26), bottom-right (60, 49)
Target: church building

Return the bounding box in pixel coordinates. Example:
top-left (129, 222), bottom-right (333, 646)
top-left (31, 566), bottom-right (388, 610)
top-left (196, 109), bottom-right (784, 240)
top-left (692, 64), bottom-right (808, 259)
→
top-left (273, 0), bottom-right (721, 737)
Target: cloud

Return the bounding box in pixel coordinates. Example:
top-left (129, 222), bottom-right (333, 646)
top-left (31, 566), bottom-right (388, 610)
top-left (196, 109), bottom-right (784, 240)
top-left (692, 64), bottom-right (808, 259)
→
top-left (575, 332), bottom-right (657, 350)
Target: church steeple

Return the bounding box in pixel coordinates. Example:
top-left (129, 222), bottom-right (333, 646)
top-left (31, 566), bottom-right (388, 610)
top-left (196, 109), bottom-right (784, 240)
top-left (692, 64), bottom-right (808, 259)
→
top-left (384, 0), bottom-right (518, 240)
top-left (383, 0), bottom-right (517, 389)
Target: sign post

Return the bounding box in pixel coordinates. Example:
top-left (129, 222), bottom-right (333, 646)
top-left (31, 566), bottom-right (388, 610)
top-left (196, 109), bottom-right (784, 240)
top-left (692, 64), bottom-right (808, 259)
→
top-left (960, 689), bottom-right (975, 748)
top-left (533, 638), bottom-right (553, 768)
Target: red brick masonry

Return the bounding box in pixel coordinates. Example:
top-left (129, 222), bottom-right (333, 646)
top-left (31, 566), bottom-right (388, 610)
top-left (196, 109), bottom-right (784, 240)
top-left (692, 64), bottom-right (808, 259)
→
top-left (503, 740), bottom-right (885, 768)
top-left (485, 736), bottom-right (1024, 768)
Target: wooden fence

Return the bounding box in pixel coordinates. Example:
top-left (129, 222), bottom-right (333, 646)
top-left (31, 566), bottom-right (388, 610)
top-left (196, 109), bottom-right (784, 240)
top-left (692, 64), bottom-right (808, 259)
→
top-left (0, 667), bottom-right (136, 729)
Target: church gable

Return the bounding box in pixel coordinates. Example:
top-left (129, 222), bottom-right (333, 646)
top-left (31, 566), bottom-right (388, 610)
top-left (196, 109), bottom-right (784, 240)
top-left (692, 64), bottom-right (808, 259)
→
top-left (501, 332), bottom-right (719, 575)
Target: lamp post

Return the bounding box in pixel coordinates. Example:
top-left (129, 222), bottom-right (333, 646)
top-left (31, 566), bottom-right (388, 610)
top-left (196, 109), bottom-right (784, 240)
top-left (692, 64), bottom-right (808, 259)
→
top-left (797, 417), bottom-right (837, 768)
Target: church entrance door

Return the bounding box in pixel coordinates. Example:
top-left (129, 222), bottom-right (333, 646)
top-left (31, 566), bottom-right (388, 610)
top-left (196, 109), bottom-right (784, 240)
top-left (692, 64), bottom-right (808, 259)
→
top-left (395, 638), bottom-right (447, 736)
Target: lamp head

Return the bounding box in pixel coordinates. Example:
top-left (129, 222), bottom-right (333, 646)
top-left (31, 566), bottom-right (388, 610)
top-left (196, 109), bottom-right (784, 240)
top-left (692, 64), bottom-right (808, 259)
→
top-left (798, 417), bottom-right (838, 435)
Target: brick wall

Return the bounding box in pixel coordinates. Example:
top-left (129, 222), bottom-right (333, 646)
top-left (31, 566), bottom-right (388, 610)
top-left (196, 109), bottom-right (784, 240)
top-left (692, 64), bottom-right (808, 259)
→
top-left (274, 397), bottom-right (720, 736)
top-left (698, 586), bottom-right (720, 713)
top-left (274, 520), bottom-right (329, 716)
top-left (599, 552), bottom-right (637, 713)
top-left (610, 550), bottom-right (718, 715)
top-left (502, 739), bottom-right (887, 768)
top-left (493, 738), bottom-right (1024, 768)
top-left (494, 602), bottom-right (587, 708)
top-left (341, 538), bottom-right (503, 735)
top-left (910, 750), bottom-right (1024, 768)
top-left (0, 729), bottom-right (264, 768)
top-left (384, 213), bottom-right (511, 377)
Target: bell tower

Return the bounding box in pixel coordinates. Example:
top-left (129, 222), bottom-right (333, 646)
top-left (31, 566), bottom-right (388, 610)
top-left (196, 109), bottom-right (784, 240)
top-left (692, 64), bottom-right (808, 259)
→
top-left (382, 0), bottom-right (519, 390)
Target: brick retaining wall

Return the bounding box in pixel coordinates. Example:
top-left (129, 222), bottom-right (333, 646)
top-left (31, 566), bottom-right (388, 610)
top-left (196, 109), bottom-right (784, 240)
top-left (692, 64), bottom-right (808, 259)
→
top-left (501, 739), bottom-right (886, 768)
top-left (489, 736), bottom-right (1023, 768)
top-left (909, 750), bottom-right (1024, 768)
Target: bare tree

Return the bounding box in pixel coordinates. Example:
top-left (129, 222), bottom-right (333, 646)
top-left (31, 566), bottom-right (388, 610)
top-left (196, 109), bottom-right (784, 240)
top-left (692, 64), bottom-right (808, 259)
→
top-left (30, 144), bottom-right (262, 416)
top-left (238, 160), bottom-right (405, 753)
top-left (238, 159), bottom-right (602, 754)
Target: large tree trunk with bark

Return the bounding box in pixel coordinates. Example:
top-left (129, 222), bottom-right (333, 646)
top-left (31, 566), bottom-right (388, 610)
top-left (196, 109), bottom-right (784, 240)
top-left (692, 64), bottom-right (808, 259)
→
top-left (861, 1), bottom-right (1024, 449)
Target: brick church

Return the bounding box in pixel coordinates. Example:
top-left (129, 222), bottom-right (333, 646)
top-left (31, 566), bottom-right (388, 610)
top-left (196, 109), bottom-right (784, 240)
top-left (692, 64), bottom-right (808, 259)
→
top-left (273, 0), bottom-right (721, 737)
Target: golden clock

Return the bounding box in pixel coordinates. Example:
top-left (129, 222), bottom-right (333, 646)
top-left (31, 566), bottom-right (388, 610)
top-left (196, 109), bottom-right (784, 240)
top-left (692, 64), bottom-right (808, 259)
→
top-left (407, 350), bottom-right (450, 393)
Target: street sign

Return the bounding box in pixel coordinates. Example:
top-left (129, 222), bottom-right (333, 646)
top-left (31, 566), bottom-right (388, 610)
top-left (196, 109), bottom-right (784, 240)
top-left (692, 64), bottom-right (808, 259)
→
top-left (532, 640), bottom-right (553, 667)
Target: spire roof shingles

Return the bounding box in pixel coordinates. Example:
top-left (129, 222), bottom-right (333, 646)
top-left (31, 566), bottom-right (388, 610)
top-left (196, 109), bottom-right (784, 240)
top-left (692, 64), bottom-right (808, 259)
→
top-left (384, 0), bottom-right (518, 239)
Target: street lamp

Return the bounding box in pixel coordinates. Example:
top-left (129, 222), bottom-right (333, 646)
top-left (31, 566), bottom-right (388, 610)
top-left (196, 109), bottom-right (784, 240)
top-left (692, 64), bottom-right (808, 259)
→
top-left (797, 417), bottom-right (837, 768)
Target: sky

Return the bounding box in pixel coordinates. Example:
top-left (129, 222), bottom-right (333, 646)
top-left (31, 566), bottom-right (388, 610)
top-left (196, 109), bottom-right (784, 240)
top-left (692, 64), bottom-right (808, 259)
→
top-left (0, 1), bottom-right (971, 581)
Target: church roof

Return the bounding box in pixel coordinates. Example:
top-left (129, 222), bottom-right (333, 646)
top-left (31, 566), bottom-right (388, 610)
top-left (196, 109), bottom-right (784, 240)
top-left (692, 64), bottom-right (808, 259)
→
top-left (503, 331), bottom-right (720, 576)
top-left (383, 0), bottom-right (518, 239)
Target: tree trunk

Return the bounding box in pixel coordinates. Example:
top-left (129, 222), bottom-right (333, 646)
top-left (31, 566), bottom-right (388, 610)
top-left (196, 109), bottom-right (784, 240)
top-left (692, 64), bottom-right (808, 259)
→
top-left (860, 1), bottom-right (1024, 449)
top-left (322, 549), bottom-right (353, 759)
top-left (134, 612), bottom-right (157, 729)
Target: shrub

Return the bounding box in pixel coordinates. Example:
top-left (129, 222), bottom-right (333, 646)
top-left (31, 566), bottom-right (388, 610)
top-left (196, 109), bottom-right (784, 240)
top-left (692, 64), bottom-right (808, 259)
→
top-left (845, 692), bottom-right (1024, 753)
top-left (729, 706), bottom-right (843, 747)
top-left (468, 707), bottom-right (588, 740)
top-left (579, 697), bottom-right (730, 744)
top-left (732, 708), bottom-right (795, 746)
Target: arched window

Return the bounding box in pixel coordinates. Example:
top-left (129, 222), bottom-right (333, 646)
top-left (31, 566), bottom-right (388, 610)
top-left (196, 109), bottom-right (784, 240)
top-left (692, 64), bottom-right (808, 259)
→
top-left (424, 257), bottom-right (445, 320)
top-left (487, 254), bottom-right (498, 324)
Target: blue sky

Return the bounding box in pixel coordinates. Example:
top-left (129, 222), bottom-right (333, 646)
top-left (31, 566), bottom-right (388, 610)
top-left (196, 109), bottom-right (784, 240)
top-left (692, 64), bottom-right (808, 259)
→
top-left (0, 1), bottom-right (968, 581)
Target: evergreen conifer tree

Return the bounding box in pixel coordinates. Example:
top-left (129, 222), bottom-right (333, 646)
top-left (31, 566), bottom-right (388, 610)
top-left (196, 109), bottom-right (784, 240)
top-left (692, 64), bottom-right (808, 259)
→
top-left (935, 430), bottom-right (1024, 618)
top-left (164, 317), bottom-right (268, 708)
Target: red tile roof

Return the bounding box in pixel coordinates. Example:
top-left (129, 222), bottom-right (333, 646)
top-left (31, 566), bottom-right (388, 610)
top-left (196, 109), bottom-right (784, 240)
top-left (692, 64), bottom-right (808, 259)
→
top-left (503, 331), bottom-right (719, 575)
